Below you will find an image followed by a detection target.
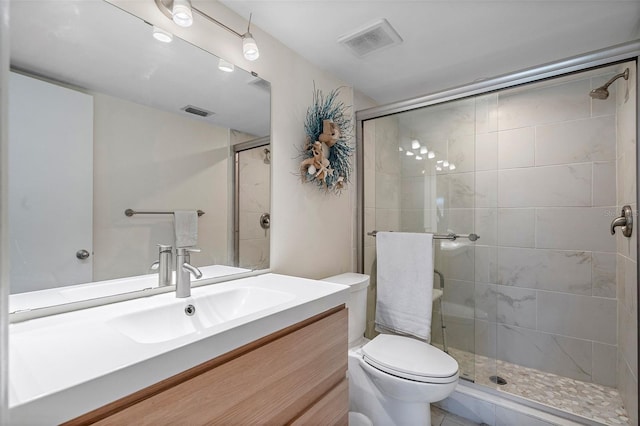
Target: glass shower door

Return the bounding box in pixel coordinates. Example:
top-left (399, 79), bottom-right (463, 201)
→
top-left (361, 58), bottom-right (636, 424)
top-left (234, 142), bottom-right (271, 270)
top-left (363, 96), bottom-right (493, 383)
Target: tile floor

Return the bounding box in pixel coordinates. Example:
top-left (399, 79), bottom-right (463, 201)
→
top-left (431, 405), bottom-right (481, 426)
top-left (445, 347), bottom-right (630, 426)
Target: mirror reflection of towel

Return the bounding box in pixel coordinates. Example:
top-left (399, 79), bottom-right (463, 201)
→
top-left (174, 211), bottom-right (198, 248)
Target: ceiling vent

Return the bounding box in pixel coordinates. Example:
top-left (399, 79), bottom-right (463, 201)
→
top-left (338, 18), bottom-right (403, 58)
top-left (181, 105), bottom-right (214, 117)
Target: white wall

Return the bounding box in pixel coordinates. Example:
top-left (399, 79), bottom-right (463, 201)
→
top-left (0, 0), bottom-right (9, 421)
top-left (92, 92), bottom-right (230, 281)
top-left (354, 89), bottom-right (378, 113)
top-left (109, 0), bottom-right (356, 279)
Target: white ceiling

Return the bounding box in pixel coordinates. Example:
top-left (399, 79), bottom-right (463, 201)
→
top-left (221, 0), bottom-right (640, 105)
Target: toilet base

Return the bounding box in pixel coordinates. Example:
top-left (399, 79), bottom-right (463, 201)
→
top-left (353, 397), bottom-right (432, 426)
top-left (349, 347), bottom-right (436, 426)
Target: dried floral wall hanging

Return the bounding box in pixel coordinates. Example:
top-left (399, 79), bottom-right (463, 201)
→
top-left (299, 86), bottom-right (354, 192)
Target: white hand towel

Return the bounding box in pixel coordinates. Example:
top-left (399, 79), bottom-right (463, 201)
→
top-left (375, 231), bottom-right (434, 341)
top-left (174, 210), bottom-right (198, 248)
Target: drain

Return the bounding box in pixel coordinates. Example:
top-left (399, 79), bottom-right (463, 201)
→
top-left (489, 375), bottom-right (507, 385)
top-left (184, 304), bottom-right (196, 316)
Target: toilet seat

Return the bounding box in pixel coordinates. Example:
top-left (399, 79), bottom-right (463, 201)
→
top-left (362, 334), bottom-right (458, 384)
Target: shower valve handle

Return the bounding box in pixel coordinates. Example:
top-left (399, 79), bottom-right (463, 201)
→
top-left (610, 205), bottom-right (633, 238)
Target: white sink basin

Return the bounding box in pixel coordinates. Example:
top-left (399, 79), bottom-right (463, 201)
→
top-left (107, 287), bottom-right (295, 344)
top-left (196, 286), bottom-right (296, 321)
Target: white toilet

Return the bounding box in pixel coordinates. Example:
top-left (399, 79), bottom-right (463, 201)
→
top-left (323, 273), bottom-right (459, 426)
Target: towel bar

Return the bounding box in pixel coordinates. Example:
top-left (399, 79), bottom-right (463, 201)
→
top-left (367, 230), bottom-right (479, 241)
top-left (125, 209), bottom-right (205, 217)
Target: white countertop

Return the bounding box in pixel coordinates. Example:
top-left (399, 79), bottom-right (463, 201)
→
top-left (9, 264), bottom-right (250, 313)
top-left (9, 273), bottom-right (349, 424)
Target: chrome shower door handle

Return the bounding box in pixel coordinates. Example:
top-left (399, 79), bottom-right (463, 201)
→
top-left (610, 205), bottom-right (633, 238)
top-left (260, 213), bottom-right (270, 230)
top-left (76, 249), bottom-right (90, 260)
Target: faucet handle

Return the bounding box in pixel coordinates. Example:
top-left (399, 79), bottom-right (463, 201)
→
top-left (152, 244), bottom-right (172, 269)
top-left (176, 247), bottom-right (201, 255)
top-left (176, 247), bottom-right (200, 252)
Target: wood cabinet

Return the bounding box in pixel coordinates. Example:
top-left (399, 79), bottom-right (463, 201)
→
top-left (65, 306), bottom-right (348, 425)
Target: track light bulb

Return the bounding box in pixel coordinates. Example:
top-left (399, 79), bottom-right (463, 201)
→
top-left (243, 33), bottom-right (260, 61)
top-left (218, 58), bottom-right (235, 73)
top-left (152, 26), bottom-right (173, 43)
top-left (427, 151), bottom-right (435, 159)
top-left (172, 0), bottom-right (193, 27)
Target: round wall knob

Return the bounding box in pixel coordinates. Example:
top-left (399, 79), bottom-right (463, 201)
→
top-left (76, 249), bottom-right (91, 260)
top-left (260, 213), bottom-right (271, 230)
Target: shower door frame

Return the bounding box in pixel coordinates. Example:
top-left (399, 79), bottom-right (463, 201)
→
top-left (231, 136), bottom-right (271, 268)
top-left (355, 38), bottom-right (640, 410)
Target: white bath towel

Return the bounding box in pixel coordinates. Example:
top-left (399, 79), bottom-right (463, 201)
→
top-left (174, 210), bottom-right (198, 248)
top-left (375, 231), bottom-right (434, 341)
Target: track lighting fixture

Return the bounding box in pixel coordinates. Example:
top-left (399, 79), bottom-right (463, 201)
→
top-left (152, 26), bottom-right (173, 43)
top-left (218, 58), bottom-right (235, 73)
top-left (242, 32), bottom-right (259, 61)
top-left (154, 0), bottom-right (260, 61)
top-left (171, 0), bottom-right (193, 27)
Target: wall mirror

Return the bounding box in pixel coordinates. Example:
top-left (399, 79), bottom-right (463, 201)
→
top-left (8, 0), bottom-right (271, 313)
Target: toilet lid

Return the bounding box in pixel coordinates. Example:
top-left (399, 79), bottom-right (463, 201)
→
top-left (362, 334), bottom-right (458, 383)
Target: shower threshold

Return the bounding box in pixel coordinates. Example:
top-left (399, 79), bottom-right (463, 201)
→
top-left (445, 347), bottom-right (629, 425)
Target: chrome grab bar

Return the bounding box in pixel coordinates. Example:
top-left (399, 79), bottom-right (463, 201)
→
top-left (367, 230), bottom-right (479, 241)
top-left (125, 209), bottom-right (205, 217)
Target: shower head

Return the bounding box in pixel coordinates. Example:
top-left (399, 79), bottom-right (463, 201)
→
top-left (589, 87), bottom-right (610, 100)
top-left (589, 68), bottom-right (629, 100)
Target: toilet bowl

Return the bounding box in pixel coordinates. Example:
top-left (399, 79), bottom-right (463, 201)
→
top-left (323, 273), bottom-right (459, 426)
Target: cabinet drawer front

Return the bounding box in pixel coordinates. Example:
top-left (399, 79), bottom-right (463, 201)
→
top-left (93, 308), bottom-right (347, 425)
top-left (292, 378), bottom-right (349, 426)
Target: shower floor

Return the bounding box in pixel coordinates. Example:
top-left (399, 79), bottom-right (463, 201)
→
top-left (444, 347), bottom-right (630, 425)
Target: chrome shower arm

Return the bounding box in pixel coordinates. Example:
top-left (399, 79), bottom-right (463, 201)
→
top-left (601, 68), bottom-right (629, 90)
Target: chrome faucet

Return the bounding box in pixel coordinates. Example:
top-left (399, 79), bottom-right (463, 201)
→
top-left (150, 244), bottom-right (173, 287)
top-left (175, 247), bottom-right (203, 298)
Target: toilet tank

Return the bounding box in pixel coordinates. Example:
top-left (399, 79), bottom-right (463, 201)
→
top-left (322, 273), bottom-right (370, 347)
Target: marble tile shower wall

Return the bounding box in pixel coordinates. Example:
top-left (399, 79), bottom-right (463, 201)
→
top-left (363, 116), bottom-right (402, 337)
top-left (237, 146), bottom-right (270, 270)
top-left (399, 69), bottom-right (626, 388)
top-left (614, 63), bottom-right (637, 426)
